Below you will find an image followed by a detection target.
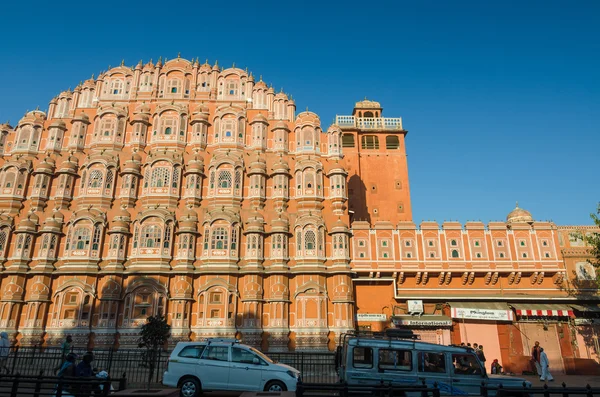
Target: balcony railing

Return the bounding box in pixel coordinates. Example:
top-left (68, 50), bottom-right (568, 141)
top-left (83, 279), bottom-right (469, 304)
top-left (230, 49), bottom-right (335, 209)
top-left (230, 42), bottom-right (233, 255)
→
top-left (336, 115), bottom-right (403, 130)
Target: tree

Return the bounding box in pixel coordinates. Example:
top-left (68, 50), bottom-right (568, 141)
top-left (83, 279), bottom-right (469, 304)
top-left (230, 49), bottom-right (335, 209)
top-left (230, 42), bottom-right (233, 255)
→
top-left (582, 202), bottom-right (600, 277)
top-left (138, 315), bottom-right (171, 390)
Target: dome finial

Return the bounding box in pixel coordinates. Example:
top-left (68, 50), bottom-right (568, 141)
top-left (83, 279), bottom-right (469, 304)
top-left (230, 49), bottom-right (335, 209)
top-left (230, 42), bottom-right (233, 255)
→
top-left (177, 52), bottom-right (181, 58)
top-left (515, 201), bottom-right (519, 208)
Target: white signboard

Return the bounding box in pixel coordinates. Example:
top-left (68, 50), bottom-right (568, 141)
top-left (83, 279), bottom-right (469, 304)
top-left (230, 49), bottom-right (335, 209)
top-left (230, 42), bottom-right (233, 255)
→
top-left (451, 307), bottom-right (514, 322)
top-left (356, 313), bottom-right (387, 321)
top-left (408, 300), bottom-right (424, 314)
top-left (392, 318), bottom-right (452, 327)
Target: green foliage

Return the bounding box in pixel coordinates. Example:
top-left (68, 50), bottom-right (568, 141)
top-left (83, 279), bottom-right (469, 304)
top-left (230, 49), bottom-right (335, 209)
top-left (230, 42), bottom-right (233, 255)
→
top-left (138, 315), bottom-right (171, 350)
top-left (138, 315), bottom-right (171, 390)
top-left (583, 202), bottom-right (600, 269)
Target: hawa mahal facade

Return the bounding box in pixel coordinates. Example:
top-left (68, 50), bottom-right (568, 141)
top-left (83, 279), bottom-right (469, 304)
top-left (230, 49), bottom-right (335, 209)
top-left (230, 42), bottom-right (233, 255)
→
top-left (0, 56), bottom-right (598, 374)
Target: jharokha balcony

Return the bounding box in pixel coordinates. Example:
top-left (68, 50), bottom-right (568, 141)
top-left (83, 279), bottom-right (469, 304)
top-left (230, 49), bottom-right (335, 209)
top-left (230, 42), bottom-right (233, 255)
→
top-left (335, 115), bottom-right (403, 130)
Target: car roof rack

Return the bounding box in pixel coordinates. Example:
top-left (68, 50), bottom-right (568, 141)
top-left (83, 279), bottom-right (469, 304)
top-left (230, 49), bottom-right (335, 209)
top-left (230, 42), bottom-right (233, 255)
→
top-left (206, 338), bottom-right (240, 345)
top-left (339, 328), bottom-right (420, 348)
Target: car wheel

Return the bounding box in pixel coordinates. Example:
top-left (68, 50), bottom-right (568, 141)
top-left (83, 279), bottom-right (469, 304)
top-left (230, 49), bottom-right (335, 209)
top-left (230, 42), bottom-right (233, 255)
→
top-left (179, 377), bottom-right (201, 397)
top-left (264, 380), bottom-right (287, 392)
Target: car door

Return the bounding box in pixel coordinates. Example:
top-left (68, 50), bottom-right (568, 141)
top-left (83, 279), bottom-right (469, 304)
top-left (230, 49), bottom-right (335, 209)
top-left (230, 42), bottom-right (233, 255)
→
top-left (170, 345), bottom-right (206, 379)
top-left (198, 344), bottom-right (231, 390)
top-left (227, 346), bottom-right (265, 391)
top-left (417, 351), bottom-right (452, 395)
top-left (450, 353), bottom-right (485, 395)
top-left (377, 348), bottom-right (418, 387)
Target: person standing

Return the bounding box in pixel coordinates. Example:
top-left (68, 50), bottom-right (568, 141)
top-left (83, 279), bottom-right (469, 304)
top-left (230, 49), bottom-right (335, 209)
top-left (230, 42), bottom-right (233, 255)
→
top-left (55, 335), bottom-right (73, 372)
top-left (0, 332), bottom-right (10, 374)
top-left (476, 345), bottom-right (487, 366)
top-left (531, 341), bottom-right (542, 375)
top-left (539, 347), bottom-right (554, 382)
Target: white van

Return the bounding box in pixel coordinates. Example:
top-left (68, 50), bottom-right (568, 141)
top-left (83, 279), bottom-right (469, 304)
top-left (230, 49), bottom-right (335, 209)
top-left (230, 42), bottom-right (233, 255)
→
top-left (336, 330), bottom-right (532, 396)
top-left (162, 338), bottom-right (301, 397)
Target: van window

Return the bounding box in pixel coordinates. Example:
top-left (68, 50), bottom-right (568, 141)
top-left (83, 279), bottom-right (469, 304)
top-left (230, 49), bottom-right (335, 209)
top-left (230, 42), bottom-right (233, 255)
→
top-left (353, 347), bottom-right (373, 368)
top-left (232, 347), bottom-right (266, 365)
top-left (452, 354), bottom-right (482, 375)
top-left (202, 345), bottom-right (229, 361)
top-left (379, 349), bottom-right (412, 371)
top-left (178, 345), bottom-right (206, 359)
top-left (418, 352), bottom-right (446, 373)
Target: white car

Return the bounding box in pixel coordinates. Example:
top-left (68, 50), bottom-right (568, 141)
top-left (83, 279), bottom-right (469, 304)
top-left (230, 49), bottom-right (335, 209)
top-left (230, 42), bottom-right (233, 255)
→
top-left (163, 339), bottom-right (301, 397)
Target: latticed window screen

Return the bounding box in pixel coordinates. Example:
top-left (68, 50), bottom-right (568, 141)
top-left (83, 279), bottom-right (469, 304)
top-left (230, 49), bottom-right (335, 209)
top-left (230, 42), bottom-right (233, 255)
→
top-left (235, 170), bottom-right (241, 190)
top-left (172, 167), bottom-right (180, 188)
top-left (105, 169), bottom-right (114, 189)
top-left (231, 228), bottom-right (237, 250)
top-left (211, 227), bottom-right (228, 250)
top-left (210, 171), bottom-right (215, 188)
top-left (203, 228), bottom-right (210, 249)
top-left (318, 229), bottom-right (323, 251)
top-left (164, 224), bottom-right (172, 248)
top-left (218, 170), bottom-right (232, 188)
top-left (151, 167), bottom-right (170, 188)
top-left (0, 229), bottom-right (8, 255)
top-left (88, 170), bottom-right (104, 188)
top-left (72, 227), bottom-right (91, 250)
top-left (141, 225), bottom-right (162, 248)
top-left (101, 118), bottom-right (116, 135)
top-left (305, 230), bottom-right (316, 250)
top-left (92, 225), bottom-right (102, 250)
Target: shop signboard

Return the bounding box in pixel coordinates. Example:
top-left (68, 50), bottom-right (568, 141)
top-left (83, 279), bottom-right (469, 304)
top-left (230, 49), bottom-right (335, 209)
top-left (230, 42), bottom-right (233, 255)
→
top-left (408, 300), bottom-right (424, 314)
top-left (392, 316), bottom-right (452, 327)
top-left (451, 307), bottom-right (514, 321)
top-left (356, 313), bottom-right (387, 321)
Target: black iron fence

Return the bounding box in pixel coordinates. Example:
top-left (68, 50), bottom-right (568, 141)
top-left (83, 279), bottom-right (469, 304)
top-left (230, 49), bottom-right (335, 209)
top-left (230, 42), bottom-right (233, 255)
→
top-left (4, 346), bottom-right (337, 386)
top-left (297, 380), bottom-right (440, 397)
top-left (0, 372), bottom-right (127, 397)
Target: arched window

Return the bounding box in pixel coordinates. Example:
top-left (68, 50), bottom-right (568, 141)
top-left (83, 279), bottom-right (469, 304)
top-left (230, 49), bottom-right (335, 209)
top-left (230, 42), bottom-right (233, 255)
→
top-left (305, 230), bottom-right (316, 250)
top-left (72, 226), bottom-right (91, 250)
top-left (385, 135), bottom-right (400, 149)
top-left (88, 170), bottom-right (103, 188)
top-left (151, 167), bottom-right (170, 188)
top-left (0, 227), bottom-right (9, 257)
top-left (451, 249), bottom-right (459, 258)
top-left (211, 227), bottom-right (229, 250)
top-left (141, 225), bottom-right (162, 248)
top-left (451, 239), bottom-right (457, 246)
top-left (218, 170), bottom-right (232, 188)
top-left (165, 127), bottom-right (172, 135)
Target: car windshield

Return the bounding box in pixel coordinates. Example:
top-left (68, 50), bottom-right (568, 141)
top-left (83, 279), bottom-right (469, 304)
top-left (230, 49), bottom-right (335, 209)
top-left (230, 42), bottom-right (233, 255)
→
top-left (250, 347), bottom-right (273, 363)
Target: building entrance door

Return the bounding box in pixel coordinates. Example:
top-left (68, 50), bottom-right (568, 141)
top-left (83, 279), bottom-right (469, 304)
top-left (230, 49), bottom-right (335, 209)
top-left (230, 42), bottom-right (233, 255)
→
top-left (520, 323), bottom-right (565, 374)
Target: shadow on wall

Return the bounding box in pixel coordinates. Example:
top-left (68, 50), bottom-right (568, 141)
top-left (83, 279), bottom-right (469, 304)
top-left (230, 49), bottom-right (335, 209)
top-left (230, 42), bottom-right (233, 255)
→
top-left (348, 174), bottom-right (370, 225)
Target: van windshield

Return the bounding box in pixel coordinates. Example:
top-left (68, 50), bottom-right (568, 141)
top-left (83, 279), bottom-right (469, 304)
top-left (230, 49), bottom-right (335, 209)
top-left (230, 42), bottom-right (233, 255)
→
top-left (452, 354), bottom-right (484, 375)
top-left (250, 347), bottom-right (273, 363)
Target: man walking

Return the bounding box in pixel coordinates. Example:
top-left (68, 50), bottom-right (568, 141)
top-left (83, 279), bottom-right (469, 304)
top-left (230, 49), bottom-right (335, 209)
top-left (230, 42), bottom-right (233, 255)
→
top-left (0, 332), bottom-right (10, 374)
top-left (539, 347), bottom-right (554, 382)
top-left (531, 341), bottom-right (542, 375)
top-left (54, 335), bottom-right (73, 372)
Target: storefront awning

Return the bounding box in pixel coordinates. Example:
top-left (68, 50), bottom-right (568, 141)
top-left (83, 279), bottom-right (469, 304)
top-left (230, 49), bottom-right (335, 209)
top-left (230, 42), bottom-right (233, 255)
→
top-left (450, 302), bottom-right (514, 321)
top-left (570, 303), bottom-right (600, 312)
top-left (511, 303), bottom-right (573, 317)
top-left (391, 315), bottom-right (452, 328)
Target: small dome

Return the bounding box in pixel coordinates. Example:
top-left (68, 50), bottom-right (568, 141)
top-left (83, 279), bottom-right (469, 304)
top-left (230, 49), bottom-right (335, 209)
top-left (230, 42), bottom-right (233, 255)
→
top-left (36, 157), bottom-right (56, 173)
top-left (251, 113), bottom-right (268, 124)
top-left (355, 99), bottom-right (381, 109)
top-left (330, 218), bottom-right (350, 234)
top-left (42, 210), bottom-right (64, 232)
top-left (507, 203), bottom-right (534, 224)
top-left (270, 213), bottom-right (290, 233)
top-left (50, 120), bottom-right (67, 129)
top-left (18, 212), bottom-right (39, 231)
top-left (246, 210), bottom-right (265, 232)
top-left (72, 112), bottom-right (90, 123)
top-left (273, 120), bottom-right (290, 131)
top-left (272, 157), bottom-right (290, 173)
top-left (135, 103), bottom-right (151, 114)
top-left (254, 80), bottom-right (267, 90)
top-left (186, 157), bottom-right (204, 173)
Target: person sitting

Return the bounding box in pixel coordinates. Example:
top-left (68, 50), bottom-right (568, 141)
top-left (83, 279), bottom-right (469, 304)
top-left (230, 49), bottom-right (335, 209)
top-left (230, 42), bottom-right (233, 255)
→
top-left (76, 352), bottom-right (96, 377)
top-left (490, 359), bottom-right (503, 374)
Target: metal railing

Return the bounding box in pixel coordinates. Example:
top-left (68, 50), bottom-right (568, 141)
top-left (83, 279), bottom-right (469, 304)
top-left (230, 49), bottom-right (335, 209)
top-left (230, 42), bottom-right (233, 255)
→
top-left (335, 115), bottom-right (403, 130)
top-left (486, 382), bottom-right (600, 397)
top-left (4, 347), bottom-right (337, 386)
top-left (0, 372), bottom-right (127, 397)
top-left (297, 380), bottom-right (440, 397)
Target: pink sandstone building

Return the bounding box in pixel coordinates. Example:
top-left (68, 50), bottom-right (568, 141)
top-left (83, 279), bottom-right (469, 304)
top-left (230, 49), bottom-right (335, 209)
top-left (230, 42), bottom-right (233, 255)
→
top-left (0, 56), bottom-right (597, 374)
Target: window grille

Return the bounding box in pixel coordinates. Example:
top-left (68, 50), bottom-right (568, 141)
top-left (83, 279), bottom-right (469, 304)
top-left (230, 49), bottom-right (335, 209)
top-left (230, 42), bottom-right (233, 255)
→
top-left (73, 227), bottom-right (91, 250)
top-left (218, 170), bottom-right (232, 188)
top-left (105, 169), bottom-right (114, 189)
top-left (211, 227), bottom-right (228, 250)
top-left (164, 224), bottom-right (171, 248)
top-left (231, 228), bottom-right (237, 250)
top-left (342, 134), bottom-right (355, 148)
top-left (92, 225), bottom-right (101, 251)
top-left (172, 167), bottom-right (180, 188)
top-left (385, 135), bottom-right (400, 149)
top-left (305, 230), bottom-right (316, 250)
top-left (151, 167), bottom-right (170, 188)
top-left (361, 135), bottom-right (379, 149)
top-left (88, 170), bottom-right (104, 188)
top-left (141, 224), bottom-right (162, 248)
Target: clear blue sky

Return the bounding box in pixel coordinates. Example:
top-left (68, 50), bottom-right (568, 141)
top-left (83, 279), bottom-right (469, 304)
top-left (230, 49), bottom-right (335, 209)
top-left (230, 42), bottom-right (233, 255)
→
top-left (1, 0), bottom-right (598, 225)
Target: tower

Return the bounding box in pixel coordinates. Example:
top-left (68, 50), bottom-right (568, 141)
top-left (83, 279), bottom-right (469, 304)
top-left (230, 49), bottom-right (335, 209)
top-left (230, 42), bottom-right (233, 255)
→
top-left (337, 99), bottom-right (412, 225)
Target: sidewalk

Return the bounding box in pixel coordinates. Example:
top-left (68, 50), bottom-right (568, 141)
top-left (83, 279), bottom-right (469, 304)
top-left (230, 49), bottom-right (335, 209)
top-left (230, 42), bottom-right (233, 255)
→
top-left (521, 374), bottom-right (600, 388)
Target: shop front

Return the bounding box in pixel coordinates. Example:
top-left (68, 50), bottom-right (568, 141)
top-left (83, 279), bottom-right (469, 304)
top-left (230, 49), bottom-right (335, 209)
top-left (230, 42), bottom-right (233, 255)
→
top-left (510, 303), bottom-right (575, 374)
top-left (450, 302), bottom-right (513, 368)
top-left (570, 303), bottom-right (600, 374)
top-left (391, 315), bottom-right (453, 344)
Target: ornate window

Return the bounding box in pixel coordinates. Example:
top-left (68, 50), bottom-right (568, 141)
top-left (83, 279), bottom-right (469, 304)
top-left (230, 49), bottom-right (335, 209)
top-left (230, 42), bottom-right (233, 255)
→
top-left (37, 233), bottom-right (58, 259)
top-left (133, 218), bottom-right (173, 257)
top-left (66, 222), bottom-right (103, 258)
top-left (122, 285), bottom-right (166, 327)
top-left (13, 234), bottom-right (33, 259)
top-left (386, 135), bottom-right (400, 149)
top-left (141, 224), bottom-right (161, 248)
top-left (272, 174), bottom-right (288, 198)
top-left (204, 222), bottom-right (239, 258)
top-left (0, 227), bottom-right (10, 258)
top-left (81, 165), bottom-right (115, 197)
top-left (139, 73), bottom-right (152, 92)
top-left (295, 226), bottom-right (324, 258)
top-left (15, 126), bottom-right (40, 152)
top-left (218, 170), bottom-right (232, 188)
top-left (144, 161), bottom-right (180, 196)
top-left (245, 234), bottom-right (263, 259)
top-left (332, 234), bottom-right (348, 258)
top-left (211, 227), bottom-right (228, 250)
top-left (270, 233), bottom-right (288, 258)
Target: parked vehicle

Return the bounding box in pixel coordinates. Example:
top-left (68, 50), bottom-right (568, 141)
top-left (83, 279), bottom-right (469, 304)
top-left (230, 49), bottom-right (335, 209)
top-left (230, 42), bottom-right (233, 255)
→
top-left (163, 338), bottom-right (301, 397)
top-left (335, 329), bottom-right (532, 396)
